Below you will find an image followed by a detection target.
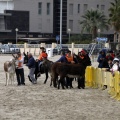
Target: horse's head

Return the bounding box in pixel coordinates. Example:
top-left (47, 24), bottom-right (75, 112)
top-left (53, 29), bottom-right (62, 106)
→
top-left (42, 59), bottom-right (54, 72)
top-left (12, 54), bottom-right (18, 60)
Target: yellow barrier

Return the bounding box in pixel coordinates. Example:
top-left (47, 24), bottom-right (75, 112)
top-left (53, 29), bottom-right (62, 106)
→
top-left (85, 67), bottom-right (120, 101)
top-left (85, 66), bottom-right (93, 87)
top-left (112, 71), bottom-right (120, 100)
top-left (96, 68), bottom-right (103, 89)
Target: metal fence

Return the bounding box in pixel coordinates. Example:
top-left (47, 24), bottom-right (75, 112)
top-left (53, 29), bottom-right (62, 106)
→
top-left (15, 44), bottom-right (89, 49)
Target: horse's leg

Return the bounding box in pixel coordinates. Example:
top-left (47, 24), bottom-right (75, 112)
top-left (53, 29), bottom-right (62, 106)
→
top-left (7, 73), bottom-right (9, 86)
top-left (5, 73), bottom-right (7, 86)
top-left (70, 78), bottom-right (74, 89)
top-left (10, 74), bottom-right (12, 85)
top-left (57, 79), bottom-right (60, 89)
top-left (52, 73), bottom-right (57, 88)
top-left (65, 77), bottom-right (69, 89)
top-left (44, 71), bottom-right (48, 84)
top-left (50, 77), bottom-right (52, 86)
top-left (58, 75), bottom-right (65, 89)
top-left (78, 77), bottom-right (81, 89)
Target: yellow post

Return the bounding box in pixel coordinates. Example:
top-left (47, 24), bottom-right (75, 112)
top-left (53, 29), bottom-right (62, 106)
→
top-left (85, 66), bottom-right (93, 87)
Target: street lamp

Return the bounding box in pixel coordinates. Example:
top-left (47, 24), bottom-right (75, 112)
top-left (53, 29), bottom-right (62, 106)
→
top-left (97, 29), bottom-right (101, 45)
top-left (15, 28), bottom-right (18, 44)
top-left (98, 29), bottom-right (101, 38)
top-left (60, 0), bottom-right (63, 47)
top-left (68, 28), bottom-right (71, 43)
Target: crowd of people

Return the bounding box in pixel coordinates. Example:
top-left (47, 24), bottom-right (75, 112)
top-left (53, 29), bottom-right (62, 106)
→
top-left (14, 46), bottom-right (120, 89)
top-left (97, 50), bottom-right (120, 75)
top-left (14, 47), bottom-right (92, 89)
top-left (97, 49), bottom-right (120, 90)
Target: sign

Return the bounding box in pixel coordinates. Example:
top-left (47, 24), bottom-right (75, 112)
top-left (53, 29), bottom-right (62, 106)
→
top-left (56, 35), bottom-right (60, 41)
top-left (96, 37), bottom-right (108, 42)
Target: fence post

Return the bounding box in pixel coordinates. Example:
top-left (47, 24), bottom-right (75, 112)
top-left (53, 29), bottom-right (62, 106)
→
top-left (24, 43), bottom-right (27, 53)
top-left (71, 43), bottom-right (74, 54)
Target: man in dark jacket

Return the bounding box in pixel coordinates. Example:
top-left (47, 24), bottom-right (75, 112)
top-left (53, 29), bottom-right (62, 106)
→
top-left (26, 53), bottom-right (37, 84)
top-left (56, 51), bottom-right (68, 63)
top-left (77, 49), bottom-right (91, 89)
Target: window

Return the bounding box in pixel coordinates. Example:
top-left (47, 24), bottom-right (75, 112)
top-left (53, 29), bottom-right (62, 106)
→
top-left (38, 2), bottom-right (42, 15)
top-left (97, 4), bottom-right (99, 9)
top-left (83, 4), bottom-right (88, 13)
top-left (69, 4), bottom-right (73, 15)
top-left (78, 4), bottom-right (80, 13)
top-left (69, 20), bottom-right (73, 31)
top-left (47, 3), bottom-right (50, 15)
top-left (101, 5), bottom-right (105, 11)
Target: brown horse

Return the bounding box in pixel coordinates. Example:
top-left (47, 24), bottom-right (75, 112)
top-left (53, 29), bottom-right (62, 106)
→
top-left (42, 59), bottom-right (54, 85)
top-left (51, 62), bottom-right (86, 89)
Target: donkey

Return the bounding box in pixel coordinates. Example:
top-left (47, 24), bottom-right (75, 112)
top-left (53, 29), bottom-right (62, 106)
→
top-left (51, 62), bottom-right (86, 89)
top-left (41, 59), bottom-right (54, 85)
top-left (4, 54), bottom-right (18, 86)
top-left (34, 59), bottom-right (53, 84)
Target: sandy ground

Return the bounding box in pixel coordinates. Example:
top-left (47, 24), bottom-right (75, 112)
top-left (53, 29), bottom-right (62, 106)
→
top-left (0, 55), bottom-right (120, 120)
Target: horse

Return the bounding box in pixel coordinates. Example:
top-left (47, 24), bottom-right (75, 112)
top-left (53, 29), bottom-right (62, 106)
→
top-left (41, 53), bottom-right (91, 89)
top-left (34, 59), bottom-right (53, 84)
top-left (51, 62), bottom-right (86, 89)
top-left (41, 59), bottom-right (54, 86)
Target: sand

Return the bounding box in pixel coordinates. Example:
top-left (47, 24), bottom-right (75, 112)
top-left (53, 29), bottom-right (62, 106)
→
top-left (0, 55), bottom-right (120, 120)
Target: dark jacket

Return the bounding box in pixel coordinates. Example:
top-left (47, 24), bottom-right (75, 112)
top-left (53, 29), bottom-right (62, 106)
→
top-left (56, 55), bottom-right (68, 63)
top-left (97, 52), bottom-right (107, 68)
top-left (26, 56), bottom-right (36, 69)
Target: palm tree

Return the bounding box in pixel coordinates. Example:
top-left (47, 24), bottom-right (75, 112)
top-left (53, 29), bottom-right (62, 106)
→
top-left (109, 0), bottom-right (120, 42)
top-left (80, 9), bottom-right (109, 40)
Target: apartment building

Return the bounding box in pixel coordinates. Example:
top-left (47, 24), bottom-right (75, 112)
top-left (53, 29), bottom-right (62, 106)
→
top-left (0, 0), bottom-right (114, 43)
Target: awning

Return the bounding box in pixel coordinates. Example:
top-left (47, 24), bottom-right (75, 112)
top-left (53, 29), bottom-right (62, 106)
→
top-left (18, 38), bottom-right (49, 40)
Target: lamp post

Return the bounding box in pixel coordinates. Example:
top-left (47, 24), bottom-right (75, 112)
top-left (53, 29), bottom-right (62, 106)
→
top-left (97, 29), bottom-right (101, 45)
top-left (68, 28), bottom-right (71, 43)
top-left (98, 29), bottom-right (101, 37)
top-left (60, 0), bottom-right (63, 47)
top-left (15, 28), bottom-right (18, 44)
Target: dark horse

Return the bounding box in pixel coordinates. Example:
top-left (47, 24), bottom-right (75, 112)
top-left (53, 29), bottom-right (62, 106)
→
top-left (51, 62), bottom-right (86, 89)
top-left (34, 59), bottom-right (54, 84)
top-left (41, 54), bottom-right (91, 89)
top-left (41, 59), bottom-right (54, 86)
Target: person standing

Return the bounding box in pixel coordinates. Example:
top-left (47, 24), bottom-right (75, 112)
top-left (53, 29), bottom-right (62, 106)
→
top-left (97, 50), bottom-right (107, 68)
top-left (56, 51), bottom-right (68, 63)
top-left (77, 49), bottom-right (91, 89)
top-left (15, 52), bottom-right (25, 86)
top-left (65, 50), bottom-right (75, 88)
top-left (26, 53), bottom-right (37, 84)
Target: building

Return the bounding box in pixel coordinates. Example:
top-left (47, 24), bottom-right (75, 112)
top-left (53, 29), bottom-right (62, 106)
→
top-left (0, 0), bottom-right (114, 44)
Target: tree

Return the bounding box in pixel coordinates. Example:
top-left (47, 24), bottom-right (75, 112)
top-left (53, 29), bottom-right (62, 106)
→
top-left (109, 0), bottom-right (120, 42)
top-left (80, 9), bottom-right (109, 40)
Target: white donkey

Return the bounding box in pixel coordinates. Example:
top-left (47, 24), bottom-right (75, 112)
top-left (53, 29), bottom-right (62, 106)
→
top-left (4, 54), bottom-right (18, 86)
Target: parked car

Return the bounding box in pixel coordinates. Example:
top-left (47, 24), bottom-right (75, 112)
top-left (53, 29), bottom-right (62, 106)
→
top-left (53, 45), bottom-right (69, 55)
top-left (0, 44), bottom-right (20, 54)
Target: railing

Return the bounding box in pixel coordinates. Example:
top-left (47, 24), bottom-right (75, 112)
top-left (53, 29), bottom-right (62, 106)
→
top-left (1, 44), bottom-right (89, 55)
top-left (15, 44), bottom-right (89, 48)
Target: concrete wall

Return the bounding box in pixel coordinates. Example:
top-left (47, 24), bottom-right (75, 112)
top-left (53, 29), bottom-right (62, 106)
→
top-left (14, 0), bottom-right (53, 33)
top-left (14, 0), bottom-right (113, 35)
top-left (67, 0), bottom-right (114, 34)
